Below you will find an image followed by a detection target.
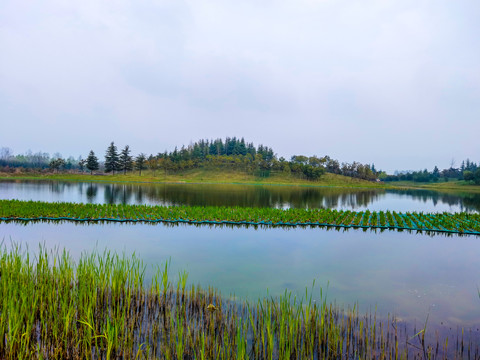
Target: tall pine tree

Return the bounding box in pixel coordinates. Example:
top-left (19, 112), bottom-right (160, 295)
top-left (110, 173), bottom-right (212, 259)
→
top-left (119, 145), bottom-right (133, 175)
top-left (86, 150), bottom-right (99, 175)
top-left (105, 142), bottom-right (120, 174)
top-left (135, 153), bottom-right (147, 176)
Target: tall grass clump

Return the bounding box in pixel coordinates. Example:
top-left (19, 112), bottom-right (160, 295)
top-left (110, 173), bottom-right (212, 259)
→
top-left (0, 245), bottom-right (478, 359)
top-left (1, 199), bottom-right (480, 235)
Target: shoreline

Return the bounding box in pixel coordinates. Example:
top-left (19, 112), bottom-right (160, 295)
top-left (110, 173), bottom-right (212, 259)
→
top-left (1, 172), bottom-right (479, 193)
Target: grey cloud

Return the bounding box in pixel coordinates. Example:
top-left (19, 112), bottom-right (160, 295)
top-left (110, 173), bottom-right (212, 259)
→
top-left (0, 0), bottom-right (479, 172)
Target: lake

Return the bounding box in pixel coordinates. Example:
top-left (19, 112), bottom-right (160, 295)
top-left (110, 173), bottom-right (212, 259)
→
top-left (1, 179), bottom-right (479, 212)
top-left (1, 179), bottom-right (479, 339)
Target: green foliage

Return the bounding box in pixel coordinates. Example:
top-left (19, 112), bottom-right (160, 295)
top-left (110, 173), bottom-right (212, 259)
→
top-left (462, 169), bottom-right (480, 185)
top-left (291, 155), bottom-right (308, 165)
top-left (78, 158), bottom-right (86, 172)
top-left (464, 170), bottom-right (474, 182)
top-left (134, 153), bottom-right (147, 176)
top-left (86, 150), bottom-right (99, 175)
top-left (475, 169), bottom-right (480, 185)
top-left (119, 145), bottom-right (133, 175)
top-left (104, 142), bottom-right (120, 174)
top-left (301, 164), bottom-right (325, 180)
top-left (1, 199), bottom-right (479, 235)
top-left (386, 159), bottom-right (479, 184)
top-left (48, 158), bottom-right (65, 173)
top-left (146, 154), bottom-right (159, 176)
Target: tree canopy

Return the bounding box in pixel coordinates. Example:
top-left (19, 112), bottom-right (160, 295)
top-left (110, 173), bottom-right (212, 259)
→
top-left (86, 150), bottom-right (99, 175)
top-left (104, 142), bottom-right (120, 174)
top-left (135, 153), bottom-right (147, 176)
top-left (119, 145), bottom-right (133, 175)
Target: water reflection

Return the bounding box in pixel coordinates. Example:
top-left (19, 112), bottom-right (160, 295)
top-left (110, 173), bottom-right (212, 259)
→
top-left (0, 180), bottom-right (479, 212)
top-left (86, 183), bottom-right (97, 202)
top-left (2, 218), bottom-right (476, 238)
top-left (391, 189), bottom-right (480, 212)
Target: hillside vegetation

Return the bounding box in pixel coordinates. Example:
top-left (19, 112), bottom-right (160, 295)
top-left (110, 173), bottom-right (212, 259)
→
top-left (0, 169), bottom-right (383, 188)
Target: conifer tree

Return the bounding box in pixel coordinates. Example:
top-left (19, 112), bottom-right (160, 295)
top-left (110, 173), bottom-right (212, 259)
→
top-left (86, 150), bottom-right (99, 175)
top-left (119, 145), bottom-right (133, 175)
top-left (105, 142), bottom-right (120, 174)
top-left (135, 153), bottom-right (147, 176)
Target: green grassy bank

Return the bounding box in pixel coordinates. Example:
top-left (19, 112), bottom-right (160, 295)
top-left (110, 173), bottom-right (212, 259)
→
top-left (3, 170), bottom-right (480, 193)
top-left (2, 200), bottom-right (479, 235)
top-left (387, 180), bottom-right (480, 193)
top-left (0, 245), bottom-right (471, 359)
top-left (0, 169), bottom-right (386, 188)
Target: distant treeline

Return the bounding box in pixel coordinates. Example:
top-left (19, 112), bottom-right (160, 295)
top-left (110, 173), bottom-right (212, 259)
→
top-left (0, 148), bottom-right (79, 171)
top-left (383, 159), bottom-right (480, 184)
top-left (0, 138), bottom-right (379, 182)
top-left (2, 138), bottom-right (478, 184)
top-left (83, 137), bottom-right (379, 181)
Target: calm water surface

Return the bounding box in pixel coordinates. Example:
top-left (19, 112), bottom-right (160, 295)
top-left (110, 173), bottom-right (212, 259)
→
top-left (1, 179), bottom-right (480, 212)
top-left (1, 222), bottom-right (479, 333)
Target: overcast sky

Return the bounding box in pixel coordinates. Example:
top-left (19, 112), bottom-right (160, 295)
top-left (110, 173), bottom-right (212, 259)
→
top-left (1, 0), bottom-right (479, 173)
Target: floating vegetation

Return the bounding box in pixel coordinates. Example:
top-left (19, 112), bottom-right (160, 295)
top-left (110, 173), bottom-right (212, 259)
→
top-left (0, 199), bottom-right (479, 235)
top-left (1, 245), bottom-right (478, 359)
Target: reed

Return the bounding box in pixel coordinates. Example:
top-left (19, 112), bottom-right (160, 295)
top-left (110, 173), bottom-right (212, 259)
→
top-left (0, 245), bottom-right (478, 359)
top-left (1, 199), bottom-right (480, 235)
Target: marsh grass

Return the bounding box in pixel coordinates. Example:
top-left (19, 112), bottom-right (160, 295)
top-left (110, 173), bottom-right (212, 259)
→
top-left (0, 245), bottom-right (478, 359)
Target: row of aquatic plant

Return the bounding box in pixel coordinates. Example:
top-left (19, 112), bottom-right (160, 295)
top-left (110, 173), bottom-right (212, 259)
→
top-left (1, 199), bottom-right (479, 235)
top-left (1, 245), bottom-right (477, 360)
